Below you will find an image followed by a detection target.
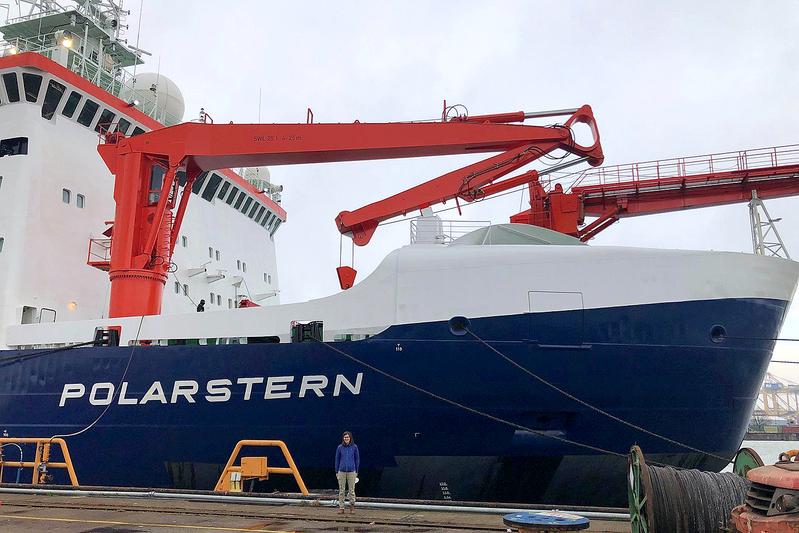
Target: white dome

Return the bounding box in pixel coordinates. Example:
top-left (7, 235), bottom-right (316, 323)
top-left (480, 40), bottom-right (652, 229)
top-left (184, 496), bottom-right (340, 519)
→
top-left (126, 73), bottom-right (185, 126)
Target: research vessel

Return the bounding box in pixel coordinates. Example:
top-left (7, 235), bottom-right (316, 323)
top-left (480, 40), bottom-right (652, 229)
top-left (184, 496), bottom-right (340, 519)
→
top-left (1, 0), bottom-right (798, 506)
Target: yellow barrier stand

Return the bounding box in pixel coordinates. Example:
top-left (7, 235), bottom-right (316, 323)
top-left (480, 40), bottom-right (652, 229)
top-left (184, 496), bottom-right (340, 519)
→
top-left (214, 440), bottom-right (308, 495)
top-left (0, 437), bottom-right (79, 486)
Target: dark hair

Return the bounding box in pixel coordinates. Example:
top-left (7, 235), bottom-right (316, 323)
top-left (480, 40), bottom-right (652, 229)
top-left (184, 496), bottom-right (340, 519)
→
top-left (341, 431), bottom-right (354, 444)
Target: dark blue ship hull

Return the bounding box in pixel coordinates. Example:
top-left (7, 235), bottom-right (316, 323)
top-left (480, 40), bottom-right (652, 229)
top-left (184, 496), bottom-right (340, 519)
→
top-left (0, 297), bottom-right (787, 505)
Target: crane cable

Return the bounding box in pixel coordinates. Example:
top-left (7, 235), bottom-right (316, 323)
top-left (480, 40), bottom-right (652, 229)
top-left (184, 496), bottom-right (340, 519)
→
top-left (313, 335), bottom-right (736, 467)
top-left (464, 328), bottom-right (732, 463)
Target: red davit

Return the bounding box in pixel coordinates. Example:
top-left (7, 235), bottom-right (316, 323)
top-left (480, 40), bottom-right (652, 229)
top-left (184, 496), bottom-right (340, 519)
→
top-left (97, 106), bottom-right (602, 317)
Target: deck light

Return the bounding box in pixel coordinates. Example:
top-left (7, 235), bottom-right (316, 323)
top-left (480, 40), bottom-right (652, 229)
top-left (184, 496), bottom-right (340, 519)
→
top-left (60, 32), bottom-right (74, 49)
top-left (66, 300), bottom-right (78, 312)
top-left (8, 46), bottom-right (18, 55)
top-left (127, 99), bottom-right (140, 107)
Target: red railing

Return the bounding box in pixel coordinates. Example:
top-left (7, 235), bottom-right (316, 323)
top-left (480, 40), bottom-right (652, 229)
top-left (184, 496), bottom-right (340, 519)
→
top-left (565, 144), bottom-right (799, 190)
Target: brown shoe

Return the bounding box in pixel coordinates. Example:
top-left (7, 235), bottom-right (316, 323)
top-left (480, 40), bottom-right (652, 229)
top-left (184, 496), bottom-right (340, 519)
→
top-left (349, 504), bottom-right (355, 514)
top-left (338, 508), bottom-right (344, 514)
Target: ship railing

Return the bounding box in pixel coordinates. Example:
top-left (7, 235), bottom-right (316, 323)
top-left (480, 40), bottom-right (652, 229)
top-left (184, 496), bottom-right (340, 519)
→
top-left (0, 35), bottom-right (182, 126)
top-left (0, 437), bottom-right (79, 486)
top-left (87, 237), bottom-right (112, 271)
top-left (410, 218), bottom-right (490, 245)
top-left (558, 143), bottom-right (799, 191)
top-left (214, 439), bottom-right (309, 495)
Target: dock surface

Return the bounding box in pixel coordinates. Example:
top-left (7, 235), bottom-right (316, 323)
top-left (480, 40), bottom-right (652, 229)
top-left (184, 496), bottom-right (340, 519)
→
top-left (0, 492), bottom-right (630, 532)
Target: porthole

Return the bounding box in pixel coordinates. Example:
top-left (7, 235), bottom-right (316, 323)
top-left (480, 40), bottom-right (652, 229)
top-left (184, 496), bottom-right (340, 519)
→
top-left (710, 325), bottom-right (727, 344)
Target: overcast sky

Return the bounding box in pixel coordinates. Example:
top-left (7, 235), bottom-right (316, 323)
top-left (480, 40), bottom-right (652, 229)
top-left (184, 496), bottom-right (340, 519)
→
top-left (123, 1), bottom-right (799, 377)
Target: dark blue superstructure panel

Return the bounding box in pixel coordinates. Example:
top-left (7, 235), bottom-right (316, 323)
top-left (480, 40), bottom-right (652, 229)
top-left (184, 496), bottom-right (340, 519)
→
top-left (0, 297), bottom-right (787, 505)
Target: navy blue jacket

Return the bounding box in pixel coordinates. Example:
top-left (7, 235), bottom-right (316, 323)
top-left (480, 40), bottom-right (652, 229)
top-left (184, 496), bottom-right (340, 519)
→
top-left (335, 443), bottom-right (360, 472)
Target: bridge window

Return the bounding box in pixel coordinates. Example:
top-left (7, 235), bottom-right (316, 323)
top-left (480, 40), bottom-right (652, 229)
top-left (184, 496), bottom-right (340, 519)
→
top-left (201, 173), bottom-right (223, 201)
top-left (61, 91), bottom-right (82, 118)
top-left (0, 137), bottom-right (28, 157)
top-left (131, 126), bottom-right (146, 136)
top-left (247, 202), bottom-right (259, 219)
top-left (233, 193), bottom-right (246, 209)
top-left (22, 73), bottom-right (42, 102)
top-left (62, 188), bottom-right (71, 204)
top-left (77, 100), bottom-right (100, 127)
top-left (2, 73), bottom-right (19, 102)
top-left (217, 181), bottom-right (230, 200)
top-left (41, 80), bottom-right (66, 120)
top-left (240, 197), bottom-right (253, 214)
top-left (76, 194), bottom-right (85, 208)
top-left (191, 172), bottom-right (207, 194)
top-left (95, 109), bottom-right (116, 134)
top-left (116, 118), bottom-right (132, 135)
top-left (255, 206), bottom-right (266, 223)
top-left (225, 186), bottom-right (239, 205)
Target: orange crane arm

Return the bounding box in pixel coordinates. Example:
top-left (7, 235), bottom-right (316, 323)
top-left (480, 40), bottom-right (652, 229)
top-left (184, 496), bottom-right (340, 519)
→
top-left (97, 106), bottom-right (603, 317)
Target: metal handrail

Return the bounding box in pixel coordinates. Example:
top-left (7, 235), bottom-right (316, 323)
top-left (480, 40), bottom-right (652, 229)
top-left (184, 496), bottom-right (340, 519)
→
top-left (566, 144), bottom-right (799, 190)
top-left (0, 437), bottom-right (79, 486)
top-left (214, 439), bottom-right (308, 495)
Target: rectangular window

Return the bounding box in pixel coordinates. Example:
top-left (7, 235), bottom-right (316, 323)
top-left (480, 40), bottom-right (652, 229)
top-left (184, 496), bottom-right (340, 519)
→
top-left (225, 186), bottom-right (239, 205)
top-left (62, 91), bottom-right (82, 118)
top-left (215, 250), bottom-right (220, 261)
top-left (260, 213), bottom-right (273, 227)
top-left (216, 181), bottom-right (230, 200)
top-left (216, 294), bottom-right (221, 306)
top-left (183, 284), bottom-right (188, 296)
top-left (210, 292), bottom-right (215, 304)
top-left (264, 273), bottom-right (268, 283)
top-left (254, 206), bottom-right (267, 223)
top-left (191, 172), bottom-right (207, 194)
top-left (62, 188), bottom-right (71, 204)
top-left (21, 73), bottom-right (42, 102)
top-left (233, 192), bottom-right (246, 209)
top-left (240, 197), bottom-right (253, 214)
top-left (201, 172), bottom-right (223, 201)
top-left (208, 247), bottom-right (213, 259)
top-left (242, 262), bottom-right (247, 273)
top-left (95, 109), bottom-right (116, 134)
top-left (0, 237), bottom-right (4, 253)
top-left (174, 281), bottom-right (180, 294)
top-left (236, 260), bottom-right (241, 270)
top-left (268, 274), bottom-right (272, 284)
top-left (228, 298), bottom-right (233, 309)
top-left (116, 118), bottom-right (132, 135)
top-left (2, 73), bottom-right (19, 102)
top-left (41, 80), bottom-right (66, 120)
top-left (77, 100), bottom-right (100, 127)
top-left (0, 137), bottom-right (28, 157)
top-left (270, 220), bottom-right (282, 235)
top-left (247, 202), bottom-right (259, 218)
top-left (181, 235), bottom-right (188, 248)
top-left (131, 126), bottom-right (146, 136)
top-left (148, 165), bottom-right (166, 204)
top-left (76, 193), bottom-right (85, 208)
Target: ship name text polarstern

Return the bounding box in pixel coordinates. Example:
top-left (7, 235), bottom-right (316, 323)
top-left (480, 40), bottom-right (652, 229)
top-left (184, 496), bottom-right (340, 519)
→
top-left (59, 372), bottom-right (364, 407)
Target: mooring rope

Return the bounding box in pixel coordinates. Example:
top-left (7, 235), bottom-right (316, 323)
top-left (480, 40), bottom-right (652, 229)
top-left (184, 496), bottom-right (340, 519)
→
top-left (647, 464), bottom-right (749, 533)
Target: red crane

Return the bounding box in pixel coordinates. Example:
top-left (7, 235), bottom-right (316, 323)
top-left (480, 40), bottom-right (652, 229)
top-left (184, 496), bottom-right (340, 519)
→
top-left (96, 106), bottom-right (603, 318)
top-left (339, 143), bottom-right (799, 245)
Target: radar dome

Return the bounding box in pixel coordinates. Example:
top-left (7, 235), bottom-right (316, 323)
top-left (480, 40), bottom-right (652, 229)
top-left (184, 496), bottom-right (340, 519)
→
top-left (126, 73), bottom-right (185, 126)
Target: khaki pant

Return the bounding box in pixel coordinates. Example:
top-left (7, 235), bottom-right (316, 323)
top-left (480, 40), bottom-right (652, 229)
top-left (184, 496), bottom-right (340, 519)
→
top-left (336, 471), bottom-right (356, 508)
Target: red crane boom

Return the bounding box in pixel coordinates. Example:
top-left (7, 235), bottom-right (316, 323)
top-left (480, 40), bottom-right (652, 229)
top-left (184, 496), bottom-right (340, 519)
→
top-left (97, 106), bottom-right (603, 318)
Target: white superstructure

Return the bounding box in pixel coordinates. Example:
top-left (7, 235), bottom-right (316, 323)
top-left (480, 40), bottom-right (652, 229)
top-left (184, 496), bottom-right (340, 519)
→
top-left (0, 1), bottom-right (286, 348)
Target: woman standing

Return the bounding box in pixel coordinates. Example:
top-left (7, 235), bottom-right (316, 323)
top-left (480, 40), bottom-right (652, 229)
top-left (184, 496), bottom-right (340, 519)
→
top-left (334, 431), bottom-right (360, 513)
